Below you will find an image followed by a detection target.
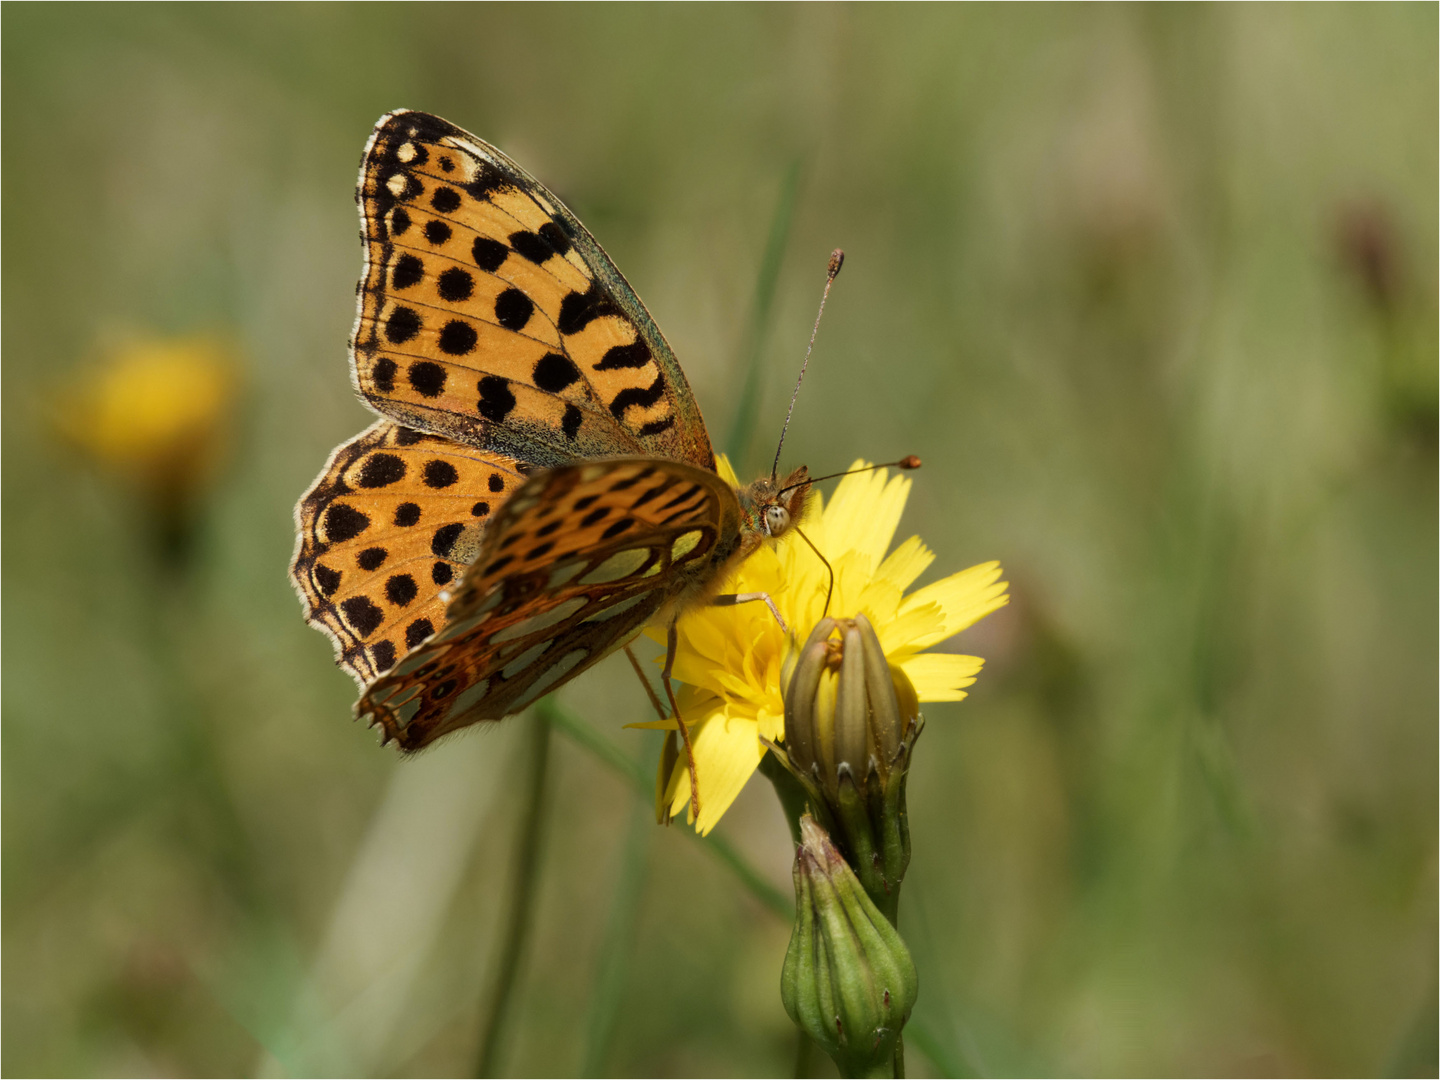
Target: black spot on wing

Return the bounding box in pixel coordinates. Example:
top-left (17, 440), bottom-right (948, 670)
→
top-left (509, 230), bottom-right (552, 264)
top-left (477, 376), bottom-right (517, 422)
top-left (340, 596), bottom-right (384, 637)
top-left (431, 522), bottom-right (465, 557)
top-left (314, 564), bottom-right (341, 596)
top-left (424, 220), bottom-right (451, 245)
top-left (594, 340), bottom-right (651, 371)
top-left (561, 404), bottom-right (583, 440)
top-left (394, 502), bottom-right (422, 527)
top-left (601, 517), bottom-right (636, 540)
top-left (437, 267), bottom-right (474, 301)
top-left (372, 358), bottom-right (397, 393)
top-left (431, 561), bottom-right (453, 585)
top-left (389, 208), bottom-right (411, 236)
top-left (386, 307), bottom-right (421, 344)
top-left (464, 166), bottom-right (506, 201)
top-left (406, 618), bottom-right (435, 648)
top-left (386, 574), bottom-right (419, 606)
top-left (471, 501), bottom-right (490, 517)
top-left (608, 372), bottom-right (666, 420)
top-left (394, 427), bottom-right (425, 446)
top-left (472, 236), bottom-right (508, 271)
top-left (439, 320), bottom-right (478, 355)
top-left (538, 221), bottom-right (571, 256)
top-left (371, 640), bottom-right (398, 673)
top-left (488, 473), bottom-right (505, 492)
top-left (392, 254), bottom-right (424, 290)
top-left (533, 353), bottom-right (580, 392)
top-left (408, 361), bottom-right (446, 397)
top-left (558, 280), bottom-right (621, 335)
top-left (494, 289), bottom-right (534, 331)
top-left (431, 186), bottom-right (461, 213)
top-left (423, 460), bottom-right (459, 488)
top-left (358, 547), bottom-right (388, 571)
top-left (358, 453), bottom-right (406, 488)
top-left (637, 418), bottom-right (676, 436)
top-left (325, 504), bottom-right (370, 542)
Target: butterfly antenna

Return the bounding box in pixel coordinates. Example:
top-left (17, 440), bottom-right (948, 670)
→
top-left (779, 455), bottom-right (922, 496)
top-left (772, 249), bottom-right (845, 482)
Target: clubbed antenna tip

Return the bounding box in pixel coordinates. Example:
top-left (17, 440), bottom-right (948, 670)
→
top-left (828, 249), bottom-right (845, 279)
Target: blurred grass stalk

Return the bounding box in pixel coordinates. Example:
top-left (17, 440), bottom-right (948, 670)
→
top-left (474, 712), bottom-right (552, 1078)
top-left (255, 725), bottom-right (521, 1076)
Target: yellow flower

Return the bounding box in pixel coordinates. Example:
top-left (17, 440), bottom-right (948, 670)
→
top-left (57, 335), bottom-right (237, 502)
top-left (642, 458), bottom-right (1009, 834)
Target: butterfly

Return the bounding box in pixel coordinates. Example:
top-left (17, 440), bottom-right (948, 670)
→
top-left (291, 110), bottom-right (812, 810)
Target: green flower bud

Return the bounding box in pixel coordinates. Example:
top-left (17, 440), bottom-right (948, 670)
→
top-left (781, 614), bottom-right (923, 922)
top-left (781, 814), bottom-right (919, 1079)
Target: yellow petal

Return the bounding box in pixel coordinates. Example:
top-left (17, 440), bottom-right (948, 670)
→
top-left (901, 652), bottom-right (986, 702)
top-left (665, 707), bottom-right (766, 835)
top-left (899, 561), bottom-right (1010, 647)
top-left (820, 464), bottom-right (912, 564)
top-left (715, 454), bottom-right (741, 487)
top-left (875, 535), bottom-right (934, 592)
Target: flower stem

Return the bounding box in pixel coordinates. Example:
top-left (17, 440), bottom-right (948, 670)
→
top-left (474, 709), bottom-right (552, 1078)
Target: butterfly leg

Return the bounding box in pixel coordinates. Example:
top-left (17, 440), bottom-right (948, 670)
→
top-left (711, 592), bottom-right (789, 635)
top-left (662, 618), bottom-right (703, 820)
top-left (625, 646), bottom-right (678, 825)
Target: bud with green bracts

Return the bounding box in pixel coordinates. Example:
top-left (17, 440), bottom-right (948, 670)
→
top-left (782, 814), bottom-right (919, 1079)
top-left (779, 613), bottom-right (923, 924)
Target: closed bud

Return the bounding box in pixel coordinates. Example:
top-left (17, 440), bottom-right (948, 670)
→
top-left (781, 814), bottom-right (918, 1079)
top-left (781, 614), bottom-right (923, 922)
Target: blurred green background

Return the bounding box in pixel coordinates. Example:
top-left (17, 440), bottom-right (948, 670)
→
top-left (4, 4), bottom-right (1436, 1077)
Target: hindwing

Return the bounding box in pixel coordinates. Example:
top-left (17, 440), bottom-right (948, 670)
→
top-left (290, 419), bottom-right (529, 684)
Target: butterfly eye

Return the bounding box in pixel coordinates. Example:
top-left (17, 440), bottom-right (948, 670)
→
top-left (764, 505), bottom-right (790, 537)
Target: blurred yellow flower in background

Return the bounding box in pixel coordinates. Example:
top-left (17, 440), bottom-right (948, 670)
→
top-left (57, 335), bottom-right (238, 505)
top-left (643, 458), bottom-right (1009, 834)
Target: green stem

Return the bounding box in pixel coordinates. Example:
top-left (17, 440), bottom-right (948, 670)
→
top-left (544, 698), bottom-right (961, 1076)
top-left (474, 710), bottom-right (553, 1078)
top-left (758, 749), bottom-right (810, 846)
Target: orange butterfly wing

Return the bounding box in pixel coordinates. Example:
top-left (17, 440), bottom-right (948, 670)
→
top-left (290, 420), bottom-right (528, 684)
top-left (358, 458), bottom-right (741, 750)
top-left (352, 110), bottom-right (715, 471)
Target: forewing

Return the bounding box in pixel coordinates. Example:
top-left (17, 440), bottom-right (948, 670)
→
top-left (358, 458), bottom-right (742, 751)
top-left (291, 420), bottom-right (528, 685)
top-left (351, 110), bottom-right (715, 471)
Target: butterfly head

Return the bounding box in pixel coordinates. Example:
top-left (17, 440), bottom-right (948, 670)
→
top-left (740, 465), bottom-right (811, 543)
